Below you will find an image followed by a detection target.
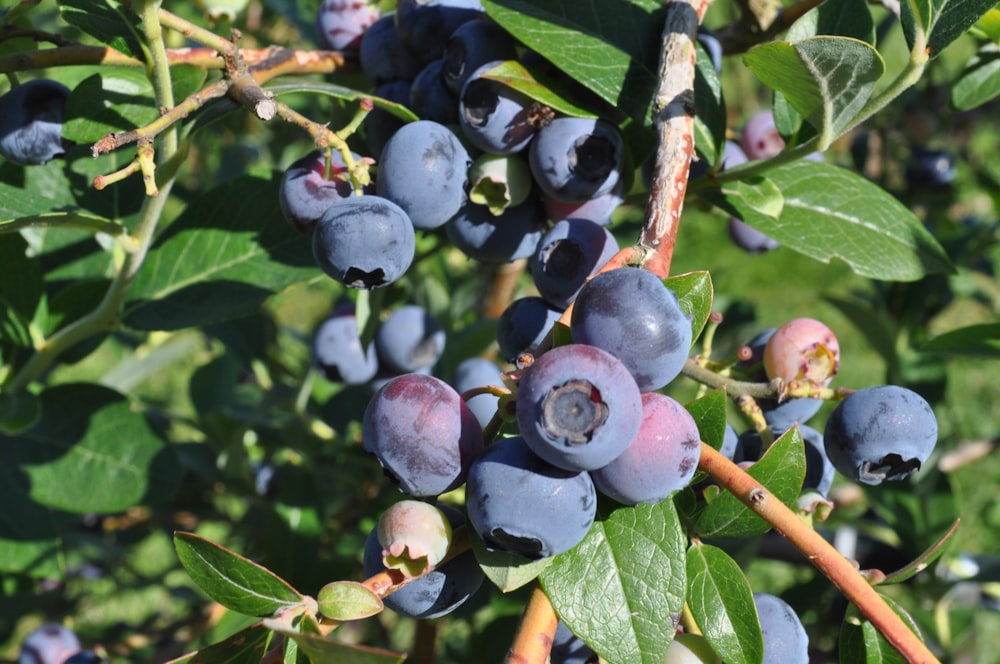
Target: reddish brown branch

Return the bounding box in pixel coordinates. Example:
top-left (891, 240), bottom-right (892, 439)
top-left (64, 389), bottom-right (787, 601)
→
top-left (505, 584), bottom-right (559, 664)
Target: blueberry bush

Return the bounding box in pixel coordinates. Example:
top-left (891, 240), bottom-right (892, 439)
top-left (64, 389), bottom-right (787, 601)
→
top-left (2, 0), bottom-right (1000, 662)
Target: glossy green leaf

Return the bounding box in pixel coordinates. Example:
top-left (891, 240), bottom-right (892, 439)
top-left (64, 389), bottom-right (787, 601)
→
top-left (694, 428), bottom-right (806, 538)
top-left (0, 297), bottom-right (32, 348)
top-left (174, 531), bottom-right (304, 617)
top-left (921, 322), bottom-right (1000, 356)
top-left (838, 596), bottom-right (921, 663)
top-left (2, 383), bottom-right (180, 513)
top-left (58, 0), bottom-right (144, 59)
top-left (63, 69), bottom-right (160, 142)
top-left (881, 519), bottom-right (961, 585)
top-left (700, 160), bottom-right (954, 280)
top-left (951, 43), bottom-right (1000, 110)
top-left (541, 501), bottom-right (686, 664)
top-left (317, 581), bottom-right (383, 621)
top-left (686, 543), bottom-right (763, 664)
top-left (744, 37), bottom-right (884, 149)
top-left (786, 0), bottom-right (876, 43)
top-left (124, 174), bottom-right (316, 330)
top-left (973, 8), bottom-right (1000, 41)
top-left (166, 622), bottom-right (271, 664)
top-left (481, 0), bottom-right (665, 123)
top-left (470, 527), bottom-right (553, 592)
top-left (685, 389), bottom-right (728, 453)
top-left (694, 42), bottom-right (726, 166)
top-left (718, 176), bottom-right (784, 218)
top-left (901, 0), bottom-right (998, 56)
top-left (666, 270), bottom-right (714, 345)
top-left (267, 81), bottom-right (419, 122)
top-left (477, 59), bottom-right (598, 118)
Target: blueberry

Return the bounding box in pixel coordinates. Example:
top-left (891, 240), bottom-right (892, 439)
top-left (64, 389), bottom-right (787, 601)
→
top-left (728, 217), bottom-right (780, 254)
top-left (696, 26), bottom-right (723, 74)
top-left (359, 13), bottom-right (423, 85)
top-left (395, 0), bottom-right (485, 63)
top-left (315, 0), bottom-right (380, 56)
top-left (823, 385), bottom-right (937, 485)
top-left (374, 304), bottom-right (446, 373)
top-left (18, 623), bottom-right (81, 664)
top-left (279, 149), bottom-right (372, 236)
top-left (551, 622), bottom-right (598, 664)
top-left (62, 654), bottom-right (102, 664)
top-left (906, 147), bottom-right (956, 189)
top-left (376, 120), bottom-right (470, 230)
top-left (570, 267), bottom-right (693, 392)
top-left (445, 195), bottom-right (548, 263)
top-left (312, 194), bottom-right (416, 289)
top-left (376, 500), bottom-right (453, 577)
top-left (459, 61), bottom-right (537, 154)
top-left (740, 110), bottom-right (785, 160)
top-left (720, 422), bottom-right (739, 459)
top-left (363, 503), bottom-right (484, 619)
top-left (541, 180), bottom-right (624, 226)
top-left (409, 59), bottom-right (459, 125)
top-left (443, 20), bottom-right (517, 95)
top-left (362, 373), bottom-right (483, 496)
top-left (515, 343), bottom-right (642, 472)
top-left (452, 357), bottom-right (505, 429)
top-left (736, 328), bottom-right (823, 428)
top-left (735, 424), bottom-right (834, 496)
top-left (366, 79), bottom-right (412, 157)
top-left (590, 393), bottom-right (702, 505)
top-left (752, 592), bottom-right (809, 664)
top-left (530, 218), bottom-right (619, 309)
top-left (465, 436), bottom-right (597, 558)
top-left (763, 318), bottom-right (840, 389)
top-left (0, 79), bottom-right (71, 166)
top-left (495, 296), bottom-right (563, 362)
top-left (312, 305), bottom-right (379, 384)
top-left (529, 117), bottom-right (625, 202)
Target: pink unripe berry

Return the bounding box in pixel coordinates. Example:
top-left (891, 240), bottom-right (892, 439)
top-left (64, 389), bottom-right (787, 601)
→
top-left (763, 317), bottom-right (840, 388)
top-left (376, 500), bottom-right (453, 578)
top-left (741, 110), bottom-right (785, 160)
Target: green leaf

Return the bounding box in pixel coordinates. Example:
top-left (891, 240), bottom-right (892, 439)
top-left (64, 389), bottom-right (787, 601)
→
top-left (0, 392), bottom-right (42, 435)
top-left (265, 614), bottom-right (406, 664)
top-left (63, 69), bottom-right (160, 142)
top-left (951, 43), bottom-right (1000, 110)
top-left (921, 322), bottom-right (1000, 356)
top-left (58, 0), bottom-right (144, 59)
top-left (694, 41), bottom-right (726, 165)
top-left (973, 8), bottom-right (1000, 41)
top-left (881, 519), bottom-right (961, 585)
top-left (2, 383), bottom-right (180, 513)
top-left (476, 59), bottom-right (599, 118)
top-left (901, 0), bottom-right (998, 56)
top-left (744, 37), bottom-right (884, 149)
top-left (666, 270), bottom-right (714, 345)
top-left (838, 595), bottom-right (921, 663)
top-left (124, 174), bottom-right (317, 331)
top-left (470, 528), bottom-right (553, 592)
top-left (481, 0), bottom-right (666, 123)
top-left (718, 176), bottom-right (784, 218)
top-left (700, 160), bottom-right (954, 280)
top-left (317, 581), bottom-right (383, 621)
top-left (685, 389), bottom-right (728, 453)
top-left (541, 501), bottom-right (687, 664)
top-left (694, 428), bottom-right (806, 538)
top-left (174, 531), bottom-right (305, 617)
top-left (267, 81), bottom-right (419, 123)
top-left (786, 0), bottom-right (876, 43)
top-left (0, 234), bottom-right (42, 320)
top-left (686, 543), bottom-right (764, 664)
top-left (166, 622), bottom-right (271, 664)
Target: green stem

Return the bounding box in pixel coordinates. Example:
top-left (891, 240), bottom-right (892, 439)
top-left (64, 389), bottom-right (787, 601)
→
top-left (143, 0), bottom-right (177, 157)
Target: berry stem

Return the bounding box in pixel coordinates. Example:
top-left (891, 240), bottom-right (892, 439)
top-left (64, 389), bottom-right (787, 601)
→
top-left (698, 443), bottom-right (940, 663)
top-left (505, 583), bottom-right (558, 664)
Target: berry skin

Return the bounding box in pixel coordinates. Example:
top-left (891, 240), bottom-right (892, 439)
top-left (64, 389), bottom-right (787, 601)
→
top-left (18, 623), bottom-right (81, 664)
top-left (728, 217), bottom-right (779, 254)
top-left (445, 195), bottom-right (548, 263)
top-left (696, 27), bottom-right (723, 74)
top-left (376, 120), bottom-right (470, 230)
top-left (529, 117), bottom-right (625, 202)
top-left (738, 328), bottom-right (823, 429)
top-left (366, 79), bottom-right (411, 157)
top-left (763, 318), bottom-right (840, 389)
top-left (570, 267), bottom-right (693, 392)
top-left (63, 654), bottom-right (102, 664)
top-left (312, 305), bottom-right (379, 384)
top-left (315, 0), bottom-right (380, 56)
top-left (443, 20), bottom-right (517, 94)
top-left (541, 180), bottom-right (624, 226)
top-left (0, 79), bottom-right (71, 166)
top-left (665, 633), bottom-right (722, 664)
top-left (409, 59), bottom-right (460, 125)
top-left (459, 61), bottom-right (537, 154)
top-left (312, 194), bottom-right (415, 289)
top-left (590, 393), bottom-right (702, 505)
top-left (376, 500), bottom-right (452, 577)
top-left (465, 436), bottom-right (597, 558)
top-left (374, 305), bottom-right (446, 373)
top-left (279, 149), bottom-right (371, 235)
top-left (752, 592), bottom-right (809, 664)
top-left (531, 218), bottom-right (619, 310)
top-left (741, 110), bottom-right (785, 160)
top-left (515, 343), bottom-right (642, 472)
top-left (551, 622), bottom-right (597, 664)
top-left (362, 373), bottom-right (483, 496)
top-left (395, 0), bottom-right (485, 63)
top-left (362, 504), bottom-right (483, 619)
top-left (452, 357), bottom-right (505, 429)
top-left (823, 385), bottom-right (937, 485)
top-left (359, 13), bottom-right (423, 85)
top-left (496, 296), bottom-right (563, 362)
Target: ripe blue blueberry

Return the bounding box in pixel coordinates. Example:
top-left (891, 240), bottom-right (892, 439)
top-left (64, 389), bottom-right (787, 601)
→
top-left (359, 13), bottom-right (423, 85)
top-left (529, 117), bottom-right (625, 202)
top-left (496, 296), bottom-right (563, 362)
top-left (362, 373), bottom-right (483, 496)
top-left (409, 59), bottom-right (459, 125)
top-left (376, 120), bottom-right (470, 230)
top-left (551, 622), bottom-right (597, 664)
top-left (395, 0), bottom-right (484, 63)
top-left (443, 20), bottom-right (517, 94)
top-left (906, 147), bottom-right (956, 189)
top-left (279, 149), bottom-right (371, 235)
top-left (823, 385), bottom-right (937, 485)
top-left (366, 80), bottom-right (411, 157)
top-left (374, 304), bottom-right (446, 373)
top-left (0, 79), bottom-right (71, 166)
top-left (315, 0), bottom-right (380, 56)
top-left (459, 61), bottom-right (538, 154)
top-left (728, 217), bottom-right (780, 254)
top-left (312, 194), bottom-right (415, 289)
top-left (516, 343), bottom-right (642, 472)
top-left (452, 357), bottom-right (505, 429)
top-left (590, 393), bottom-right (701, 505)
top-left (753, 592), bottom-right (809, 664)
top-left (18, 623), bottom-right (82, 664)
top-left (465, 436), bottom-right (597, 558)
top-left (445, 196), bottom-right (548, 263)
top-left (696, 27), bottom-right (723, 74)
top-left (570, 267), bottom-right (692, 392)
top-left (313, 305), bottom-right (379, 384)
top-left (531, 218), bottom-right (619, 309)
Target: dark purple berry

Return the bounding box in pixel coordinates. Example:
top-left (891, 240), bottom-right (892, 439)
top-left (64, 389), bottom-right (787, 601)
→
top-left (496, 296), bottom-right (563, 363)
top-left (531, 218), bottom-right (619, 309)
top-left (0, 79), bottom-right (71, 166)
top-left (529, 117), bottom-right (625, 202)
top-left (443, 20), bottom-right (517, 95)
top-left (279, 149), bottom-right (371, 235)
top-left (445, 195), bottom-right (548, 263)
top-left (459, 61), bottom-right (537, 154)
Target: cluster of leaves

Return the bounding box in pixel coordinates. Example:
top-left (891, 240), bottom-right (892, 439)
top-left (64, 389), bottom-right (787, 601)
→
top-left (3, 0), bottom-right (1000, 662)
